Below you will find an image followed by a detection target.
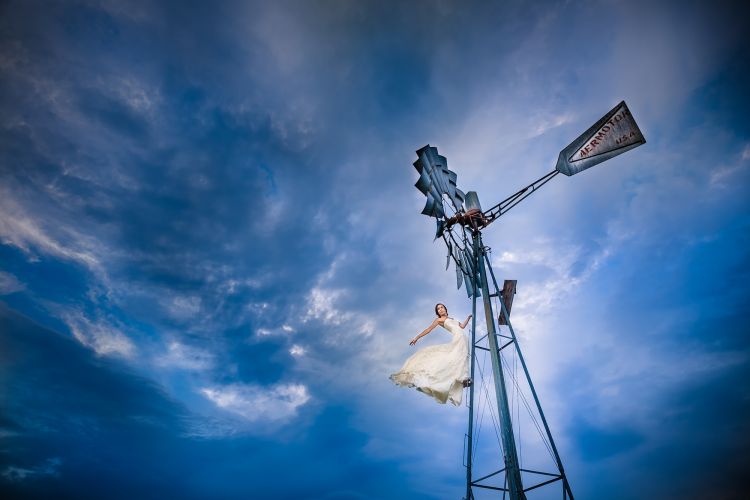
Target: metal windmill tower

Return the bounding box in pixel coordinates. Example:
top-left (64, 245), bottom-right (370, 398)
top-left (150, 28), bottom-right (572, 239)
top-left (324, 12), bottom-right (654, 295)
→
top-left (411, 101), bottom-right (646, 499)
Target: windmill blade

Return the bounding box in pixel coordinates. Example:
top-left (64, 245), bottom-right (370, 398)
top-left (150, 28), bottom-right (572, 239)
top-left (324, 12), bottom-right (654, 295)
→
top-left (455, 261), bottom-right (463, 289)
top-left (421, 192), bottom-right (445, 218)
top-left (463, 272), bottom-right (474, 298)
top-left (435, 219), bottom-right (447, 240)
top-left (452, 245), bottom-right (463, 271)
top-left (461, 249), bottom-right (480, 297)
top-left (447, 170), bottom-right (458, 196)
top-left (414, 168), bottom-right (431, 195)
top-left (434, 154), bottom-right (450, 193)
top-left (445, 240), bottom-right (452, 270)
top-left (421, 195), bottom-right (436, 217)
top-left (452, 188), bottom-right (465, 211)
top-left (413, 149), bottom-right (433, 175)
top-left (436, 153), bottom-right (449, 168)
top-left (446, 172), bottom-right (460, 207)
top-left (463, 246), bottom-right (475, 276)
top-left (414, 145), bottom-right (465, 217)
top-left (436, 153), bottom-right (462, 211)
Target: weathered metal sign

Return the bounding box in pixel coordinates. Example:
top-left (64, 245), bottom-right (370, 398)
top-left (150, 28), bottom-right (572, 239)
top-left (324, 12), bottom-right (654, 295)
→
top-left (556, 100), bottom-right (646, 176)
top-left (497, 279), bottom-right (517, 326)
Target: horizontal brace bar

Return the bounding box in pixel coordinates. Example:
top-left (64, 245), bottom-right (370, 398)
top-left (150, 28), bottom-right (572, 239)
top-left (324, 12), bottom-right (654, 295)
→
top-left (475, 346), bottom-right (490, 352)
top-left (472, 467), bottom-right (505, 483)
top-left (499, 339), bottom-right (514, 351)
top-left (519, 469), bottom-right (561, 478)
top-left (524, 476), bottom-right (562, 493)
top-left (471, 484), bottom-right (509, 492)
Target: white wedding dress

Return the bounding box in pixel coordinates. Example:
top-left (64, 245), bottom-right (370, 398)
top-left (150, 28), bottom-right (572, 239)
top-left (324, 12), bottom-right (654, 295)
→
top-left (390, 317), bottom-right (470, 406)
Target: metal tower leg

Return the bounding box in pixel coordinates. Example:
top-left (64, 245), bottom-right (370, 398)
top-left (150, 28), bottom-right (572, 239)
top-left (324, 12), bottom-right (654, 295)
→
top-left (484, 254), bottom-right (574, 500)
top-left (465, 237), bottom-right (480, 500)
top-left (475, 232), bottom-right (526, 500)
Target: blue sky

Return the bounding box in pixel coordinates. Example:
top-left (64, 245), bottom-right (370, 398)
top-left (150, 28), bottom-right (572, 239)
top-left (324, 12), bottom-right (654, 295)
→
top-left (1, 0), bottom-right (748, 498)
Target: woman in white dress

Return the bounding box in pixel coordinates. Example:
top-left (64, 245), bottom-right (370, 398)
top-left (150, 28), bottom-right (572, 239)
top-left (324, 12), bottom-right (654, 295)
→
top-left (390, 303), bottom-right (472, 406)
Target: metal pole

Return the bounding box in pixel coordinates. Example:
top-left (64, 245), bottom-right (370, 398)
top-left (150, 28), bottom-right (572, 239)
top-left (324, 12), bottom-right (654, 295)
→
top-left (475, 231), bottom-right (525, 500)
top-left (465, 236), bottom-right (480, 500)
top-left (485, 255), bottom-right (574, 499)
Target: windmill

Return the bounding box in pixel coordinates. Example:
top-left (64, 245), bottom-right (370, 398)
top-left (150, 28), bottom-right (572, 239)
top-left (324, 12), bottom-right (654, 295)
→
top-left (412, 101), bottom-right (646, 499)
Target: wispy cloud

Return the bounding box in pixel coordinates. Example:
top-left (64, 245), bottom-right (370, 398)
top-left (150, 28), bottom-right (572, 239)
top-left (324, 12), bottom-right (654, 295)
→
top-left (492, 239), bottom-right (609, 318)
top-left (709, 151), bottom-right (750, 189)
top-left (0, 190), bottom-right (101, 272)
top-left (1, 457), bottom-right (61, 482)
top-left (162, 295), bottom-right (203, 321)
top-left (200, 383), bottom-right (310, 423)
top-left (0, 271), bottom-right (24, 294)
top-left (62, 312), bottom-right (136, 358)
top-left (255, 324), bottom-right (296, 337)
top-left (304, 286), bottom-right (349, 325)
top-left (289, 344), bottom-right (306, 357)
top-left (532, 112), bottom-right (575, 137)
top-left (156, 340), bottom-right (214, 371)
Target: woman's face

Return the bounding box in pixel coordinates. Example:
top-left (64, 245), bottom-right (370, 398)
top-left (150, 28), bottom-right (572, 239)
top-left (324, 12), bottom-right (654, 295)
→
top-left (436, 304), bottom-right (447, 317)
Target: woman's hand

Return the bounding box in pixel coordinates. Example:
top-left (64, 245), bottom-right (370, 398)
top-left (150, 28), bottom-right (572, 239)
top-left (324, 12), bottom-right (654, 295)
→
top-left (460, 314), bottom-right (473, 329)
top-left (409, 337), bottom-right (418, 346)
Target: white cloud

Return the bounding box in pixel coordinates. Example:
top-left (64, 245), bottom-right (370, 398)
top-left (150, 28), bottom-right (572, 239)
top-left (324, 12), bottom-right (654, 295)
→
top-left (157, 341), bottom-right (214, 371)
top-left (163, 295), bottom-right (203, 320)
top-left (304, 286), bottom-right (350, 325)
top-left (108, 76), bottom-right (161, 113)
top-left (492, 240), bottom-right (608, 318)
top-left (254, 323), bottom-right (295, 337)
top-left (532, 112), bottom-right (575, 137)
top-left (289, 344), bottom-right (306, 357)
top-left (709, 153), bottom-right (749, 189)
top-left (0, 270), bottom-right (24, 294)
top-left (245, 301), bottom-right (270, 314)
top-left (220, 278), bottom-right (263, 295)
top-left (301, 283), bottom-right (376, 348)
top-left (200, 383), bottom-right (310, 423)
top-left (0, 190), bottom-right (101, 272)
top-left (62, 312), bottom-right (136, 358)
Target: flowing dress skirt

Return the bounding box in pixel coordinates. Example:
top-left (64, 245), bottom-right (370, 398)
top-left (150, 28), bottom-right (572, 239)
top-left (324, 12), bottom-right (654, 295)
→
top-left (390, 319), bottom-right (469, 406)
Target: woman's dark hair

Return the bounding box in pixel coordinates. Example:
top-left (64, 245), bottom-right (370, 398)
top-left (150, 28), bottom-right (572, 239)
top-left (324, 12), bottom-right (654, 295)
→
top-left (435, 303), bottom-right (447, 316)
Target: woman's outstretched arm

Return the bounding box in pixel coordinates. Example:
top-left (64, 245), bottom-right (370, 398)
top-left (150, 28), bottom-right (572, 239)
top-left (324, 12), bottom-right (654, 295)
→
top-left (410, 319), bottom-right (440, 345)
top-left (460, 315), bottom-right (472, 329)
